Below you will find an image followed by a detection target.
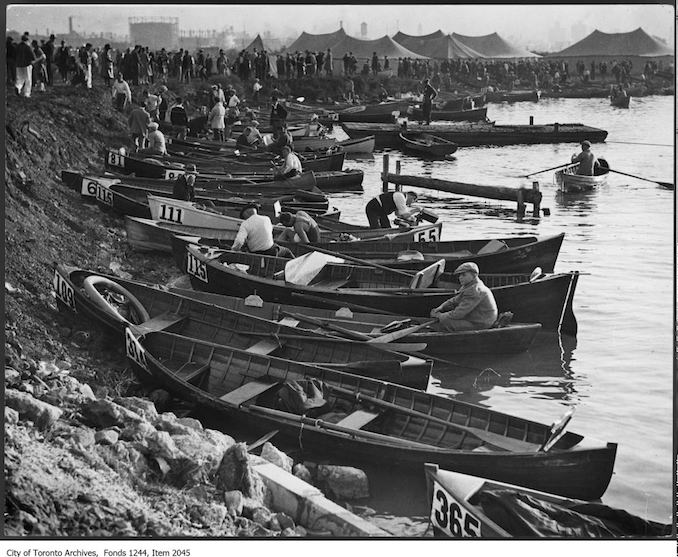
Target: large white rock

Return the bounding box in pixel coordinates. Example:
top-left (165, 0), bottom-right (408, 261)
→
top-left (5, 388), bottom-right (63, 429)
top-left (317, 465), bottom-right (370, 500)
top-left (260, 442), bottom-right (293, 473)
top-left (114, 396), bottom-right (159, 422)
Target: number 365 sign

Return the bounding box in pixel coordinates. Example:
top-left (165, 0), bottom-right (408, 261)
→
top-left (430, 479), bottom-right (481, 537)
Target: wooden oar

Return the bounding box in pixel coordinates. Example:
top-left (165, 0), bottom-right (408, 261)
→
top-left (246, 429), bottom-right (279, 452)
top-left (367, 318), bottom-right (437, 344)
top-left (326, 384), bottom-right (539, 452)
top-left (606, 168), bottom-right (673, 189)
top-left (290, 292), bottom-right (399, 315)
top-left (298, 243), bottom-right (415, 278)
top-left (524, 163), bottom-right (573, 178)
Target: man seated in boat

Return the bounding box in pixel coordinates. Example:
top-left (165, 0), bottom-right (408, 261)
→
top-left (267, 124), bottom-right (294, 155)
top-left (365, 190), bottom-right (420, 229)
top-left (232, 203), bottom-right (294, 258)
top-left (276, 210), bottom-right (321, 244)
top-left (429, 262), bottom-right (498, 332)
top-left (137, 122), bottom-right (167, 156)
top-left (273, 146), bottom-right (303, 181)
top-left (570, 140), bottom-right (600, 176)
top-left (172, 164), bottom-right (197, 201)
top-left (235, 120), bottom-right (263, 149)
top-left (270, 95), bottom-right (288, 130)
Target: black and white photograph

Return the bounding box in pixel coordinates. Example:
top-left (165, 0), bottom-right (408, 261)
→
top-left (4, 2), bottom-right (675, 551)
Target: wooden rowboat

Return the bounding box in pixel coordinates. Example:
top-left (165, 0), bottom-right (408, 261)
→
top-left (123, 328), bottom-right (617, 500)
top-left (610, 94), bottom-right (630, 108)
top-left (399, 133), bottom-right (459, 158)
top-left (409, 106), bottom-right (488, 122)
top-left (555, 159), bottom-right (610, 193)
top-left (337, 135), bottom-right (375, 154)
top-left (53, 266), bottom-right (432, 388)
top-left (184, 246), bottom-right (580, 334)
top-left (424, 464), bottom-right (671, 538)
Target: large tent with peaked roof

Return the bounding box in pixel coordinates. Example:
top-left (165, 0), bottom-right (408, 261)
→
top-left (330, 34), bottom-right (429, 61)
top-left (244, 34), bottom-right (266, 53)
top-left (546, 27), bottom-right (673, 76)
top-left (549, 27), bottom-right (673, 57)
top-left (394, 32), bottom-right (486, 59)
top-left (286, 28), bottom-right (348, 54)
top-left (451, 32), bottom-right (539, 58)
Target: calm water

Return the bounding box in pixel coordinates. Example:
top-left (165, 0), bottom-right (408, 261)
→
top-left (322, 96), bottom-right (674, 534)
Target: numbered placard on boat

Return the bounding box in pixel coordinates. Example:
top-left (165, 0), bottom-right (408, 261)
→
top-left (107, 151), bottom-right (125, 168)
top-left (52, 270), bottom-right (76, 312)
top-left (158, 203), bottom-right (184, 224)
top-left (95, 183), bottom-right (114, 206)
top-left (125, 328), bottom-right (149, 372)
top-left (415, 225), bottom-right (439, 243)
top-left (164, 169), bottom-right (185, 180)
top-left (186, 251), bottom-right (209, 283)
top-left (81, 178), bottom-right (99, 197)
top-left (430, 479), bottom-right (481, 537)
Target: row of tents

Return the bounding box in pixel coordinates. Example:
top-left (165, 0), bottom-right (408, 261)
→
top-left (245, 26), bottom-right (673, 63)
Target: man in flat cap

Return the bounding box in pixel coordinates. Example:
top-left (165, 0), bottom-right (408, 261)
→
top-left (571, 140), bottom-right (600, 176)
top-left (429, 262), bottom-right (497, 331)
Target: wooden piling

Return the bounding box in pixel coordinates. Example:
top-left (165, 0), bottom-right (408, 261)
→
top-left (529, 115), bottom-right (534, 125)
top-left (532, 181), bottom-right (541, 217)
top-left (395, 160), bottom-right (402, 192)
top-left (517, 189), bottom-right (525, 221)
top-left (382, 154), bottom-right (389, 193)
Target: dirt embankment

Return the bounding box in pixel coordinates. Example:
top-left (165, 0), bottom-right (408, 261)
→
top-left (4, 84), bottom-right (320, 538)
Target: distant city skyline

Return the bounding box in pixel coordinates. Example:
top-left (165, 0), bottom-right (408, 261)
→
top-left (6, 4), bottom-right (675, 52)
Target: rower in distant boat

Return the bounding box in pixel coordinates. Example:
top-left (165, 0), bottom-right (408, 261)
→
top-left (571, 140), bottom-right (600, 176)
top-left (365, 190), bottom-right (420, 229)
top-left (273, 146), bottom-right (302, 181)
top-left (430, 262), bottom-right (498, 332)
top-left (276, 210), bottom-right (321, 244)
top-left (235, 119), bottom-right (263, 149)
top-left (232, 203), bottom-right (293, 258)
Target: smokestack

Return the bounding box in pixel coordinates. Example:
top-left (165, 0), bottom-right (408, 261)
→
top-left (69, 16), bottom-right (73, 34)
top-left (340, 20), bottom-right (343, 29)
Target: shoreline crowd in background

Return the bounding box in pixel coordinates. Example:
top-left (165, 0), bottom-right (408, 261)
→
top-left (7, 30), bottom-right (674, 100)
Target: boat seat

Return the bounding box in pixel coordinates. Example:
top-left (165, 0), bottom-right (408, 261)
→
top-left (478, 239), bottom-right (509, 255)
top-left (335, 410), bottom-right (380, 430)
top-left (311, 278), bottom-right (351, 289)
top-left (220, 380), bottom-right (279, 406)
top-left (408, 259), bottom-right (446, 289)
top-left (161, 359), bottom-right (210, 385)
top-left (136, 312), bottom-right (187, 334)
top-left (277, 316), bottom-right (300, 327)
top-left (245, 338), bottom-right (283, 355)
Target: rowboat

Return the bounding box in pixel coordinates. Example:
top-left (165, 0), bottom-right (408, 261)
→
top-left (159, 283), bottom-right (541, 358)
top-left (337, 136), bottom-right (375, 154)
top-left (53, 266), bottom-right (432, 388)
top-left (399, 132), bottom-right (459, 158)
top-left (424, 464), bottom-right (671, 538)
top-left (610, 93), bottom-right (630, 108)
top-left (313, 215), bottom-right (443, 243)
top-left (284, 233), bottom-right (565, 274)
top-left (184, 246), bottom-right (580, 334)
top-left (409, 107), bottom-right (488, 122)
top-left (555, 159), bottom-right (610, 193)
top-left (436, 94), bottom-right (486, 110)
top-left (486, 90), bottom-right (541, 103)
top-left (312, 169), bottom-right (364, 192)
top-left (338, 101), bottom-right (408, 123)
top-left (123, 328), bottom-right (617, 500)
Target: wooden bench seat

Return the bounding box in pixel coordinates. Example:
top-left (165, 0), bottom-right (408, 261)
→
top-left (335, 410), bottom-right (380, 430)
top-left (161, 359), bottom-right (210, 384)
top-left (220, 380), bottom-right (279, 406)
top-left (245, 338), bottom-right (282, 356)
top-left (136, 312), bottom-right (187, 334)
top-left (310, 279), bottom-right (351, 289)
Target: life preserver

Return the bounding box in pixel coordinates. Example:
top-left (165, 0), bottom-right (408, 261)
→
top-left (83, 276), bottom-right (150, 325)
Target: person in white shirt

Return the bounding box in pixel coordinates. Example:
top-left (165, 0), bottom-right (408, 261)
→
top-left (236, 120), bottom-right (263, 148)
top-left (208, 100), bottom-right (226, 142)
top-left (111, 73), bottom-right (131, 111)
top-left (232, 204), bottom-right (293, 258)
top-left (252, 77), bottom-right (263, 104)
top-left (143, 90), bottom-right (160, 121)
top-left (274, 146), bottom-right (302, 180)
top-left (138, 122), bottom-right (167, 155)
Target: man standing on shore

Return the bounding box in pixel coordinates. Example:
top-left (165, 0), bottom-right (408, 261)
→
top-left (128, 101), bottom-right (152, 151)
top-left (14, 34), bottom-right (36, 97)
top-left (44, 34), bottom-right (55, 86)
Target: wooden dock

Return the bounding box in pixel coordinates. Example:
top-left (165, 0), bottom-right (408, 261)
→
top-left (341, 121), bottom-right (608, 148)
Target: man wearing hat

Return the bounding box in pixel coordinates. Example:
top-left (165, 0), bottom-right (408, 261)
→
top-left (173, 164), bottom-right (197, 201)
top-left (365, 190), bottom-right (420, 229)
top-left (430, 262), bottom-right (498, 331)
top-left (571, 140), bottom-right (600, 176)
top-left (232, 204), bottom-right (293, 258)
top-left (270, 95), bottom-right (288, 130)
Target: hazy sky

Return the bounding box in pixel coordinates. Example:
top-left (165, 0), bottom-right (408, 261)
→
top-left (6, 3), bottom-right (675, 48)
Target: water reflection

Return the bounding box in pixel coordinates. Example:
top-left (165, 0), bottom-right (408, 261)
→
top-left (429, 332), bottom-right (579, 405)
top-left (555, 189), bottom-right (600, 213)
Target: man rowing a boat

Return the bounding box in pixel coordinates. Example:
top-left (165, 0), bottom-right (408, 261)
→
top-left (365, 190), bottom-right (420, 229)
top-left (232, 204), bottom-right (294, 258)
top-left (430, 262), bottom-right (498, 331)
top-left (273, 145), bottom-right (302, 180)
top-left (571, 140), bottom-right (600, 176)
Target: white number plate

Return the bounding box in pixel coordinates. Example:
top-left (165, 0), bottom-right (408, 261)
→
top-left (186, 251), bottom-right (208, 283)
top-left (95, 183), bottom-right (113, 206)
top-left (328, 112), bottom-right (339, 121)
top-left (81, 178), bottom-right (99, 197)
top-left (415, 226), bottom-right (439, 243)
top-left (158, 203), bottom-right (184, 224)
top-left (430, 479), bottom-right (481, 537)
top-left (125, 328), bottom-right (149, 372)
top-left (52, 270), bottom-right (76, 311)
top-left (107, 151), bottom-right (124, 168)
top-left (164, 169), bottom-right (185, 180)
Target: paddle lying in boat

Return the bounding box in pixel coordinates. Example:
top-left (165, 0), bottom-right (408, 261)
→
top-left (605, 168), bottom-right (673, 190)
top-left (124, 328), bottom-right (618, 500)
top-left (424, 464), bottom-right (672, 538)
